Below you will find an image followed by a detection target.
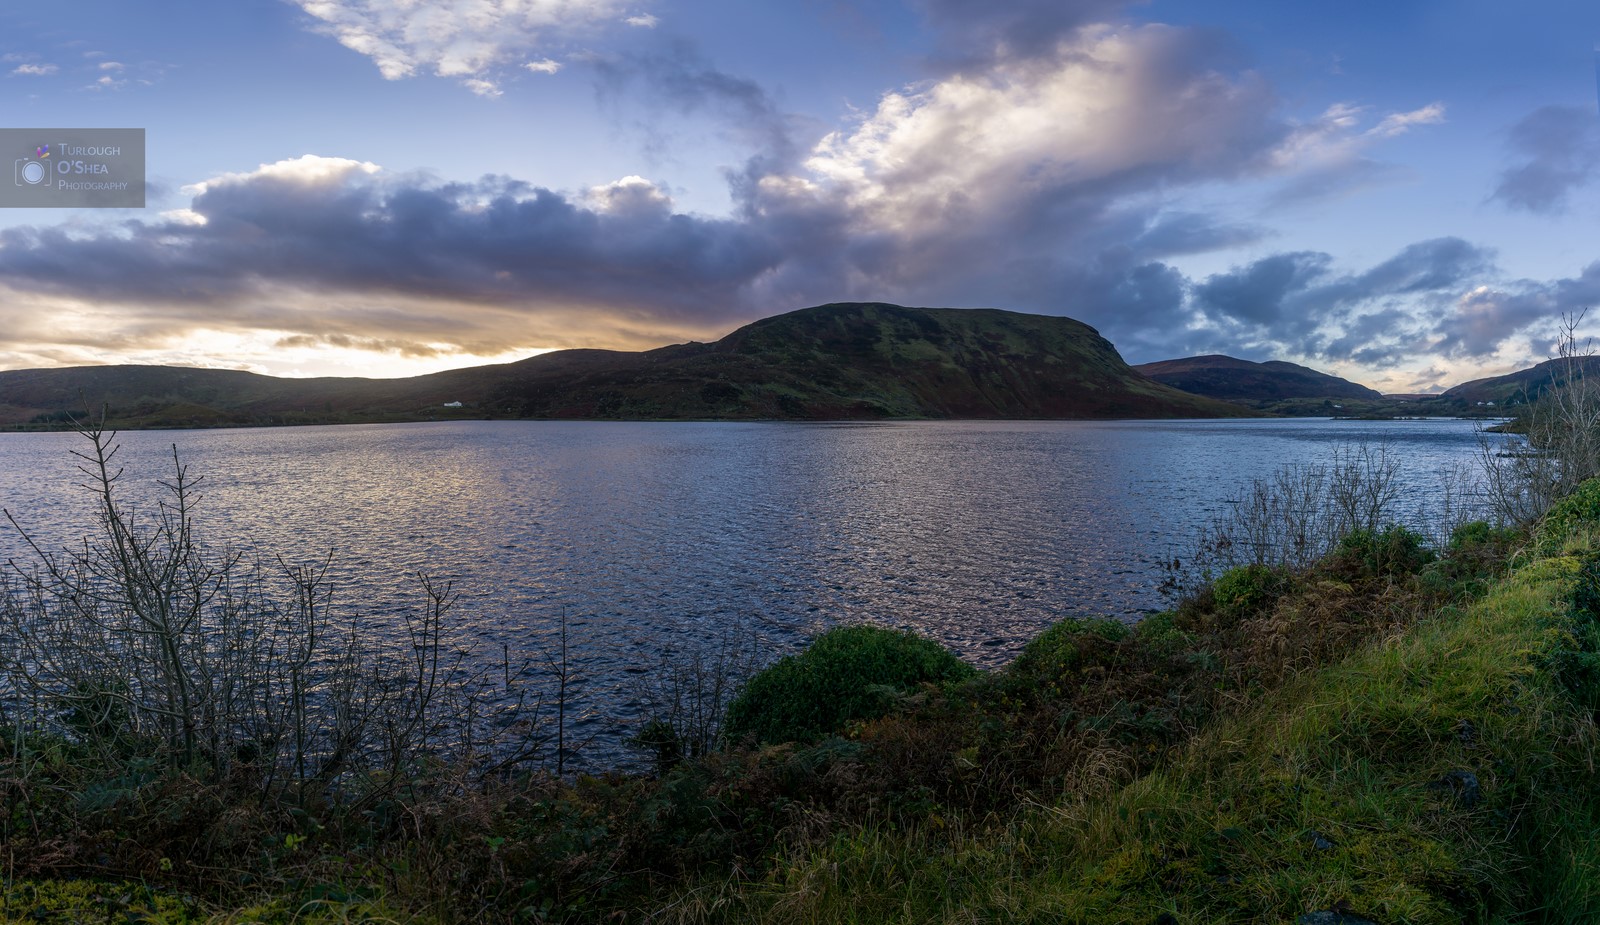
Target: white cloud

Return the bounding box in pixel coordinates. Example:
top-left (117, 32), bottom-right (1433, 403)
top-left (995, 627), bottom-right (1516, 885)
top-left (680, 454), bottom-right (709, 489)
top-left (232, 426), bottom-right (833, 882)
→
top-left (10, 63), bottom-right (58, 76)
top-left (291, 0), bottom-right (634, 86)
top-left (87, 74), bottom-right (126, 91)
top-left (1368, 102), bottom-right (1446, 139)
top-left (159, 208), bottom-right (209, 226)
top-left (463, 77), bottom-right (502, 97)
top-left (586, 174), bottom-right (671, 214)
top-left (1271, 101), bottom-right (1446, 168)
top-left (98, 61), bottom-right (125, 71)
top-left (181, 154), bottom-right (382, 198)
top-left (800, 25), bottom-right (1278, 235)
top-left (624, 13), bottom-right (658, 27)
top-left (524, 57), bottom-right (562, 74)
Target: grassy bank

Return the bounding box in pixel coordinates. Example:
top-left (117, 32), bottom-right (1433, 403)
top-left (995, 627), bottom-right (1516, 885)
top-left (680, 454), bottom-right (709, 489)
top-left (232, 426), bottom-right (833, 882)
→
top-left (720, 529), bottom-right (1600, 923)
top-left (4, 480), bottom-right (1599, 922)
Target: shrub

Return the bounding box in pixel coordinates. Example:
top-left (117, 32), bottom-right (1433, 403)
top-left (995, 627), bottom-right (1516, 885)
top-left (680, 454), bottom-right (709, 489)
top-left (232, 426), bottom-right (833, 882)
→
top-left (722, 625), bottom-right (974, 746)
top-left (1133, 609), bottom-right (1199, 658)
top-left (1211, 563), bottom-right (1289, 618)
top-left (1536, 477), bottom-right (1600, 555)
top-left (1007, 617), bottom-right (1129, 680)
top-left (1448, 520), bottom-right (1521, 553)
top-left (1335, 525), bottom-right (1435, 577)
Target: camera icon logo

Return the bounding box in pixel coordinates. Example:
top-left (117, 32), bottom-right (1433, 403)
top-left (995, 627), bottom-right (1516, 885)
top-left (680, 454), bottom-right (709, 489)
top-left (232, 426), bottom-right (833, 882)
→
top-left (14, 144), bottom-right (51, 187)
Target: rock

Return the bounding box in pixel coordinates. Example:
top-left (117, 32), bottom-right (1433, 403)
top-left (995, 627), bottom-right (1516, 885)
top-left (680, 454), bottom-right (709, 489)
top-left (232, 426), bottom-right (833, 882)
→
top-left (1455, 719), bottom-right (1478, 744)
top-left (1427, 769), bottom-right (1482, 808)
top-left (1309, 830), bottom-right (1335, 850)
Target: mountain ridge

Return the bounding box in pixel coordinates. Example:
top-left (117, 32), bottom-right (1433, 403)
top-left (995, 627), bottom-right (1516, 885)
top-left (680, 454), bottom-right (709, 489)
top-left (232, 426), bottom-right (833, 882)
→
top-left (0, 303), bottom-right (1254, 428)
top-left (1132, 354), bottom-right (1383, 402)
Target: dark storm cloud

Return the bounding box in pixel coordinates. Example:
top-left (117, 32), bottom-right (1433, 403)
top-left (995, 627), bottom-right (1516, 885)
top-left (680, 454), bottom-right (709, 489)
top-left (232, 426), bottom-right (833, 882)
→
top-left (0, 160), bottom-right (782, 333)
top-left (1187, 238), bottom-right (1499, 363)
top-left (1490, 105), bottom-right (1600, 214)
top-left (1194, 252), bottom-right (1333, 325)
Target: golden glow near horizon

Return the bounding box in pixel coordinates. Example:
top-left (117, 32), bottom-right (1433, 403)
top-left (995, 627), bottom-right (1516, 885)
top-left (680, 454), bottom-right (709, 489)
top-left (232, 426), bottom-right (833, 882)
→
top-left (0, 324), bottom-right (558, 379)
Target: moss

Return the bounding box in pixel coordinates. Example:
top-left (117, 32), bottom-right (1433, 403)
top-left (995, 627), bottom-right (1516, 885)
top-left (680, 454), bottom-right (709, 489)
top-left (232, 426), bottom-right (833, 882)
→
top-left (2, 881), bottom-right (205, 924)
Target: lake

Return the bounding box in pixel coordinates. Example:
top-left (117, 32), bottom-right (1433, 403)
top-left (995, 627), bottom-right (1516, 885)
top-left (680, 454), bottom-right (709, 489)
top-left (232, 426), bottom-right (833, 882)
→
top-left (0, 417), bottom-right (1507, 759)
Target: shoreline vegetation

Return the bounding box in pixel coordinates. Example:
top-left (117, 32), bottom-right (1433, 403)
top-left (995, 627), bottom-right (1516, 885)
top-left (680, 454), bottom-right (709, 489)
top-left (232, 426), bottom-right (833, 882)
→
top-left (5, 344), bottom-right (1600, 922)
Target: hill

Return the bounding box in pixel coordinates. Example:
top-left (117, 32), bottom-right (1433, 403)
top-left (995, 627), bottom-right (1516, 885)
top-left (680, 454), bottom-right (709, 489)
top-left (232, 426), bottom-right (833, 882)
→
top-left (1442, 356), bottom-right (1600, 407)
top-left (1132, 354), bottom-right (1383, 402)
top-left (0, 303), bottom-right (1253, 427)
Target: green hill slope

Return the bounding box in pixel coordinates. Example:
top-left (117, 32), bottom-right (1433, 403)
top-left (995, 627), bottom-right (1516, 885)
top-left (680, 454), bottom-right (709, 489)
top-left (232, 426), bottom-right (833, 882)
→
top-left (1442, 356), bottom-right (1600, 407)
top-left (1133, 354), bottom-right (1383, 402)
top-left (494, 303), bottom-right (1254, 419)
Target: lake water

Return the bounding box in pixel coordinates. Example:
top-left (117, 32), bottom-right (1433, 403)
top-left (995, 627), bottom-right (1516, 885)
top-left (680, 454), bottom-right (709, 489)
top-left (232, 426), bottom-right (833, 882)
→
top-left (0, 418), bottom-right (1506, 760)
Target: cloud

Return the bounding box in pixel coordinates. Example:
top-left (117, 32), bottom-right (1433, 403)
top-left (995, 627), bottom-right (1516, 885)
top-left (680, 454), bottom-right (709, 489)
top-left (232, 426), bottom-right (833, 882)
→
top-left (290, 0), bottom-right (637, 92)
top-left (590, 41), bottom-right (804, 175)
top-left (462, 77), bottom-right (502, 97)
top-left (10, 63), bottom-right (58, 76)
top-left (1489, 105), bottom-right (1600, 214)
top-left (1190, 238), bottom-right (1497, 362)
top-left (1367, 102), bottom-right (1446, 138)
top-left (624, 13), bottom-right (658, 27)
top-left (524, 58), bottom-right (562, 75)
top-left (0, 16), bottom-right (1531, 378)
top-left (1194, 252), bottom-right (1333, 325)
top-left (1263, 101), bottom-right (1446, 204)
top-left (0, 155), bottom-right (782, 361)
top-left (98, 61), bottom-right (125, 71)
top-left (910, 0), bottom-right (1134, 64)
top-left (1434, 263), bottom-right (1600, 357)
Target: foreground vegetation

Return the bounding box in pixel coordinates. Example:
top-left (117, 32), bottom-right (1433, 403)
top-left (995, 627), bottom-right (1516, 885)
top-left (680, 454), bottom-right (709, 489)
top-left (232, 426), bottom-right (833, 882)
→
top-left (9, 336), bottom-right (1600, 922)
top-left (4, 424), bottom-right (1599, 922)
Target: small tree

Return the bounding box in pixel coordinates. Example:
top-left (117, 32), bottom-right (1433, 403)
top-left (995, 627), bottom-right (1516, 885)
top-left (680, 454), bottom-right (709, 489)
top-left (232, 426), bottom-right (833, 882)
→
top-left (1480, 310), bottom-right (1600, 524)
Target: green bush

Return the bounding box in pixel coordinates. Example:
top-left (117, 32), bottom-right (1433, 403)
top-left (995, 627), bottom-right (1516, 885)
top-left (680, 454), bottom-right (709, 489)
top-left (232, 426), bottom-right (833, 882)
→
top-left (1007, 617), bottom-right (1129, 681)
top-left (722, 625), bottom-right (975, 746)
top-left (1336, 525), bottom-right (1435, 577)
top-left (1537, 478), bottom-right (1600, 554)
top-left (1448, 520), bottom-right (1520, 553)
top-left (1211, 563), bottom-right (1288, 617)
top-left (1551, 556), bottom-right (1600, 712)
top-left (1133, 609), bottom-right (1198, 658)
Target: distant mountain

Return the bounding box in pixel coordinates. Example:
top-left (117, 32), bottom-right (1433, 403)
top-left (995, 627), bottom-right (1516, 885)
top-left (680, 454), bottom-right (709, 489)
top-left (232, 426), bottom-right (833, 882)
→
top-left (1132, 355), bottom-right (1383, 402)
top-left (0, 303), bottom-right (1253, 428)
top-left (1441, 356), bottom-right (1600, 407)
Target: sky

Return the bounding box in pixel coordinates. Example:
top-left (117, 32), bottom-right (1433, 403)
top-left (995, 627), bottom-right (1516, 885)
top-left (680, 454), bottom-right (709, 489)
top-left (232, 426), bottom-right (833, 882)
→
top-left (1, 0), bottom-right (1598, 393)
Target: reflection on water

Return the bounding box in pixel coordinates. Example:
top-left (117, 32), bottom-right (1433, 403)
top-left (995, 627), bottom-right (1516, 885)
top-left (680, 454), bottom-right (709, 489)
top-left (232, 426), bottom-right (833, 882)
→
top-left (0, 418), bottom-right (1505, 757)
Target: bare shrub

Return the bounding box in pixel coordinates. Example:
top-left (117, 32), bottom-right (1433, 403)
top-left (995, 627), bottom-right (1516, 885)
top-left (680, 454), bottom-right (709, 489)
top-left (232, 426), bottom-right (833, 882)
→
top-left (1164, 441), bottom-right (1480, 601)
top-left (1479, 311), bottom-right (1600, 525)
top-left (629, 617), bottom-right (765, 771)
top-left (0, 422), bottom-right (545, 808)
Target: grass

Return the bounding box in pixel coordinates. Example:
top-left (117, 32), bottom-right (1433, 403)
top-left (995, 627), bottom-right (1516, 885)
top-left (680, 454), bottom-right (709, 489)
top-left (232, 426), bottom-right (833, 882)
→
top-left (690, 532), bottom-right (1600, 923)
